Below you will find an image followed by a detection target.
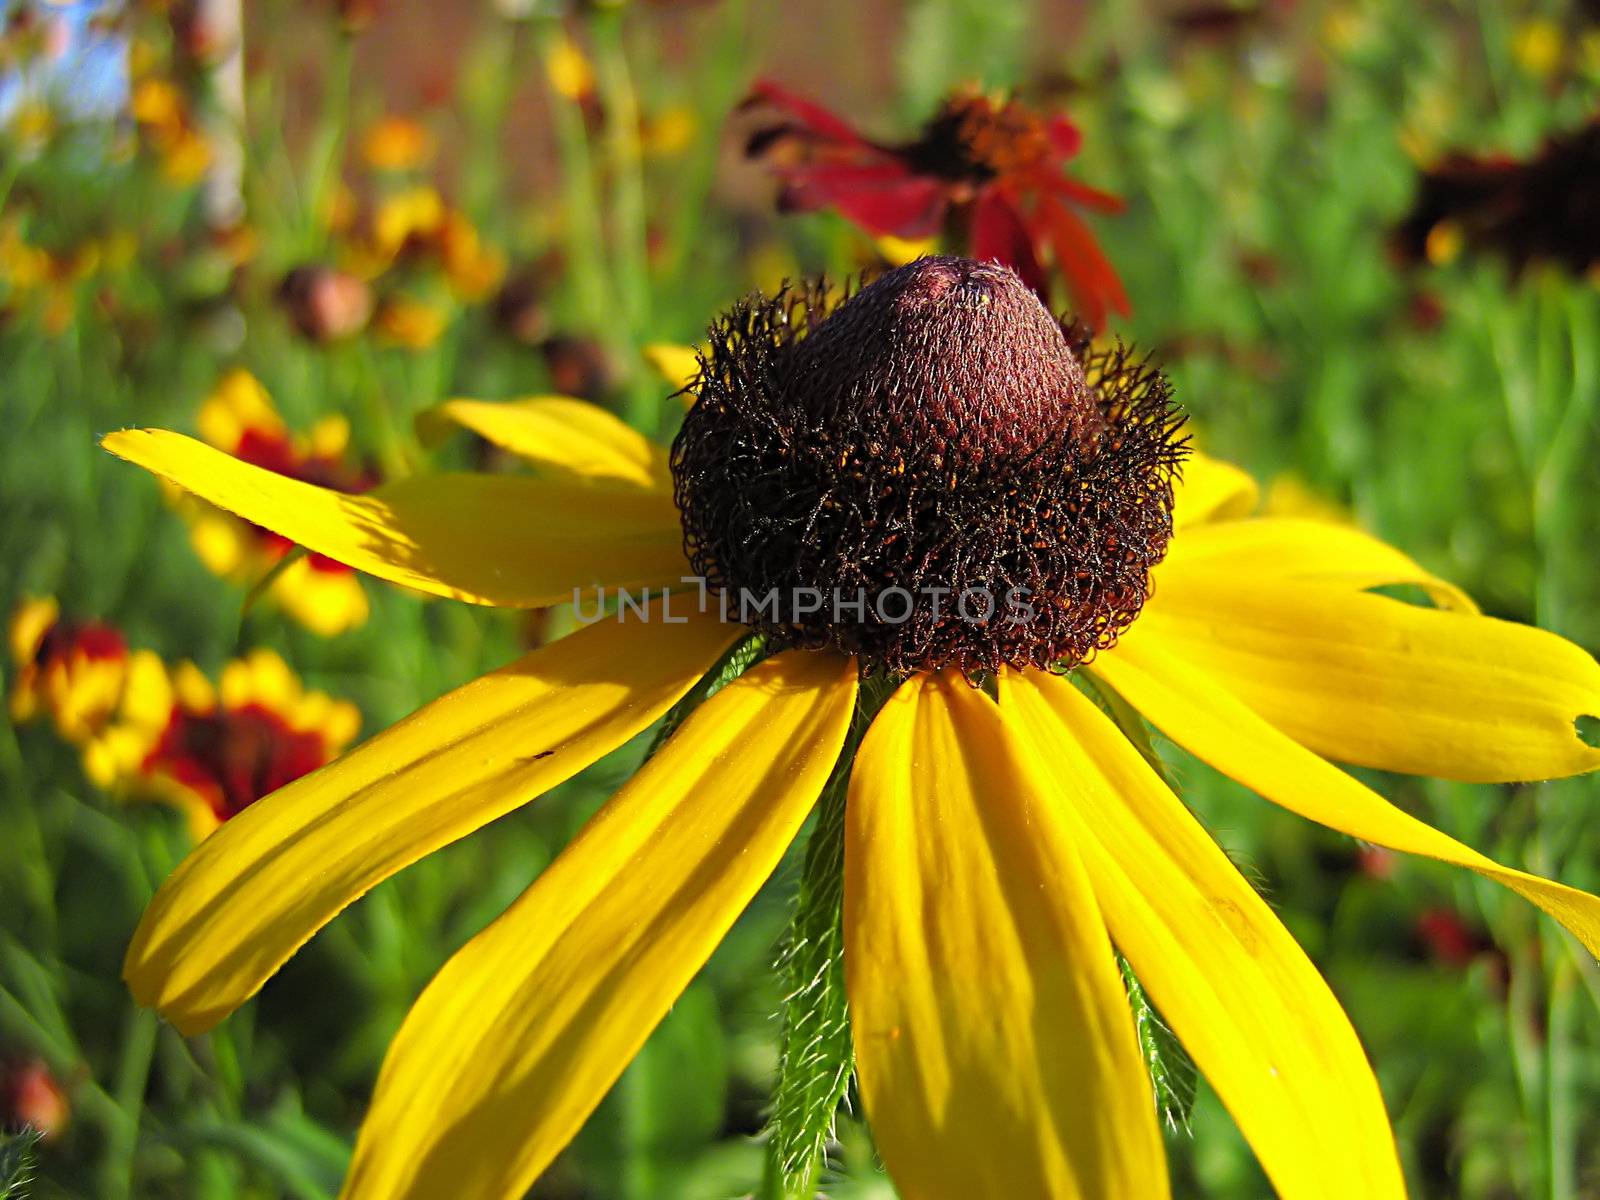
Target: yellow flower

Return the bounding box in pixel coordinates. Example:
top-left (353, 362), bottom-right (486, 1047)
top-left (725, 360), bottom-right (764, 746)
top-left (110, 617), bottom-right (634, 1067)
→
top-left (361, 115), bottom-right (434, 173)
top-left (543, 30), bottom-right (594, 102)
top-left (640, 103), bottom-right (696, 158)
top-left (103, 259), bottom-right (1600, 1199)
top-left (374, 294), bottom-right (449, 349)
top-left (176, 369), bottom-right (374, 636)
top-left (1511, 17), bottom-right (1564, 79)
top-left (371, 185), bottom-right (446, 262)
top-left (100, 649), bottom-right (360, 841)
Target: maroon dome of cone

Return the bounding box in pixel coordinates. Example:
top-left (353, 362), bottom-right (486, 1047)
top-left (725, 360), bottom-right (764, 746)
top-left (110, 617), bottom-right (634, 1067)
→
top-left (671, 256), bottom-right (1186, 676)
top-left (786, 257), bottom-right (1101, 463)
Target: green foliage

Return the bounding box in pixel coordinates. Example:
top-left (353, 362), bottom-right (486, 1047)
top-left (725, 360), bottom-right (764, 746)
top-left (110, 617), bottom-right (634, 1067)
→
top-left (764, 678), bottom-right (894, 1200)
top-left (1120, 957), bottom-right (1198, 1135)
top-left (0, 1129), bottom-right (41, 1200)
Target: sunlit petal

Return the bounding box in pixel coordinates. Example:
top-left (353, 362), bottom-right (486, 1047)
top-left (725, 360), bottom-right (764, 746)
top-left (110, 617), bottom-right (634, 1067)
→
top-left (125, 606), bottom-right (739, 1034)
top-left (418, 395), bottom-right (673, 493)
top-left (103, 429), bottom-right (687, 607)
top-left (1000, 670), bottom-right (1406, 1199)
top-left (1092, 639), bottom-right (1600, 958)
top-left (1172, 451), bottom-right (1258, 529)
top-left (1128, 573), bottom-right (1600, 782)
top-left (846, 671), bottom-right (1168, 1200)
top-left (342, 651), bottom-right (857, 1200)
top-left (1161, 516), bottom-right (1476, 612)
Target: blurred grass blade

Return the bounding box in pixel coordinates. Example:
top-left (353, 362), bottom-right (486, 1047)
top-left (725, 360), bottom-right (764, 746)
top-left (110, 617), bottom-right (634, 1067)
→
top-left (1120, 955), bottom-right (1197, 1133)
top-left (765, 677), bottom-right (891, 1199)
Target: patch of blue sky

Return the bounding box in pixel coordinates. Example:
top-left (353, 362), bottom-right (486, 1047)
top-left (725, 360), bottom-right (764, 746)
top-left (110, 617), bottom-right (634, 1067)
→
top-left (0, 1), bottom-right (127, 123)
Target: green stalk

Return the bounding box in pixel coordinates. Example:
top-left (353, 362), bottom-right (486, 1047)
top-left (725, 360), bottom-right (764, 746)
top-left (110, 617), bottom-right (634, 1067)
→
top-left (536, 20), bottom-right (613, 344)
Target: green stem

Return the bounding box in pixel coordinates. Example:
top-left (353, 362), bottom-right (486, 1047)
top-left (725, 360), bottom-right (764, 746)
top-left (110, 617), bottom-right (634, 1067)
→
top-left (537, 20), bottom-right (613, 341)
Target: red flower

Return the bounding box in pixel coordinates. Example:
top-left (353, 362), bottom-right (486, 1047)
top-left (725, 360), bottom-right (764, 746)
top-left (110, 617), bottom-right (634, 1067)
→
top-left (744, 81), bottom-right (1130, 329)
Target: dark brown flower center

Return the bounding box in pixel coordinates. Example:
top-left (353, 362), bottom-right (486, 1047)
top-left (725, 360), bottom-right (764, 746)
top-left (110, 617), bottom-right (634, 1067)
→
top-left (672, 256), bottom-right (1185, 676)
top-left (904, 92), bottom-right (1057, 187)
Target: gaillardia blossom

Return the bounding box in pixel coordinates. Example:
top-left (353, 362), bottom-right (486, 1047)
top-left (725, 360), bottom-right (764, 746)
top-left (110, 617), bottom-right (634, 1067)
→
top-left (745, 81), bottom-right (1129, 328)
top-left (178, 369), bottom-right (376, 635)
top-left (104, 257), bottom-right (1600, 1199)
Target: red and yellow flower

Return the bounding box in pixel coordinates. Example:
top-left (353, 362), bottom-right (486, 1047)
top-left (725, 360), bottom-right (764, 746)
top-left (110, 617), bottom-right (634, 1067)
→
top-left (106, 649), bottom-right (360, 840)
top-left (178, 370), bottom-right (374, 636)
top-left (745, 81), bottom-right (1129, 327)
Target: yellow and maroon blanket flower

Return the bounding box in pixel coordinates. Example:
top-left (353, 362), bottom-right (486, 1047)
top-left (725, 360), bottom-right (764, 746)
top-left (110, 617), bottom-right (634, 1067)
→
top-left (102, 648), bottom-right (359, 840)
top-left (103, 257), bottom-right (1600, 1200)
top-left (8, 597), bottom-right (171, 791)
top-left (745, 80), bottom-right (1129, 328)
top-left (9, 596), bottom-right (130, 744)
top-left (179, 369), bottom-right (375, 636)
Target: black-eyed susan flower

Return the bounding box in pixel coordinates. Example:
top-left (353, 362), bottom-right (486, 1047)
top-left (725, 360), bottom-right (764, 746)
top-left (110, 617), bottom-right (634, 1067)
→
top-left (103, 257), bottom-right (1600, 1199)
top-left (97, 647), bottom-right (359, 841)
top-left (744, 81), bottom-right (1129, 328)
top-left (177, 369), bottom-right (375, 636)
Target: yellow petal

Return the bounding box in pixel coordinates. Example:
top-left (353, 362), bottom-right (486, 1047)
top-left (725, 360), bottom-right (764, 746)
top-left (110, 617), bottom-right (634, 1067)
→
top-left (846, 672), bottom-right (1168, 1200)
top-left (342, 650), bottom-right (856, 1200)
top-left (1092, 638), bottom-right (1600, 958)
top-left (1172, 451), bottom-right (1258, 529)
top-left (1163, 517), bottom-right (1477, 612)
top-left (103, 429), bottom-right (688, 609)
top-left (417, 396), bottom-right (673, 493)
top-left (1130, 572), bottom-right (1600, 782)
top-left (125, 606), bottom-right (739, 1035)
top-left (999, 670), bottom-right (1406, 1199)
top-left (641, 342), bottom-right (701, 396)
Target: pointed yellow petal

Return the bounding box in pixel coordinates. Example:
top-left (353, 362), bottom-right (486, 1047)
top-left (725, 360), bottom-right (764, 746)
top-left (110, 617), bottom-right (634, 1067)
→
top-left (642, 342), bottom-right (701, 396)
top-left (417, 396), bottom-right (673, 493)
top-left (1131, 573), bottom-right (1600, 782)
top-left (1173, 451), bottom-right (1258, 529)
top-left (103, 429), bottom-right (687, 608)
top-left (342, 650), bottom-right (856, 1200)
top-left (125, 607), bottom-right (739, 1035)
top-left (999, 670), bottom-right (1406, 1200)
top-left (1163, 517), bottom-right (1476, 612)
top-left (846, 672), bottom-right (1168, 1200)
top-left (1092, 638), bottom-right (1600, 958)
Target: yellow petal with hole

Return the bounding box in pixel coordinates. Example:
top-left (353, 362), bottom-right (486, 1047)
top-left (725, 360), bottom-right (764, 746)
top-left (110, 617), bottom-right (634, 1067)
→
top-left (1130, 573), bottom-right (1600, 782)
top-left (417, 395), bottom-right (673, 493)
top-left (1092, 640), bottom-right (1600, 958)
top-left (125, 607), bottom-right (739, 1035)
top-left (846, 672), bottom-right (1168, 1200)
top-left (999, 670), bottom-right (1405, 1199)
top-left (1162, 517), bottom-right (1476, 612)
top-left (1172, 451), bottom-right (1258, 529)
top-left (341, 650), bottom-right (856, 1200)
top-left (103, 429), bottom-right (687, 608)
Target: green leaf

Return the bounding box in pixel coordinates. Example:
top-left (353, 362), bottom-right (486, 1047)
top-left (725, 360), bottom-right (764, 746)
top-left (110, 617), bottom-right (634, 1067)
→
top-left (764, 676), bottom-right (893, 1200)
top-left (0, 1128), bottom-right (41, 1200)
top-left (1120, 956), bottom-right (1197, 1134)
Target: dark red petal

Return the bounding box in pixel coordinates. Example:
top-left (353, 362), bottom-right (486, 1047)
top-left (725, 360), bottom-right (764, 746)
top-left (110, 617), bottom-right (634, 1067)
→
top-left (970, 189), bottom-right (1049, 299)
top-left (1046, 173), bottom-right (1127, 214)
top-left (1041, 195), bottom-right (1131, 330)
top-left (781, 168), bottom-right (948, 238)
top-left (743, 79), bottom-right (871, 146)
